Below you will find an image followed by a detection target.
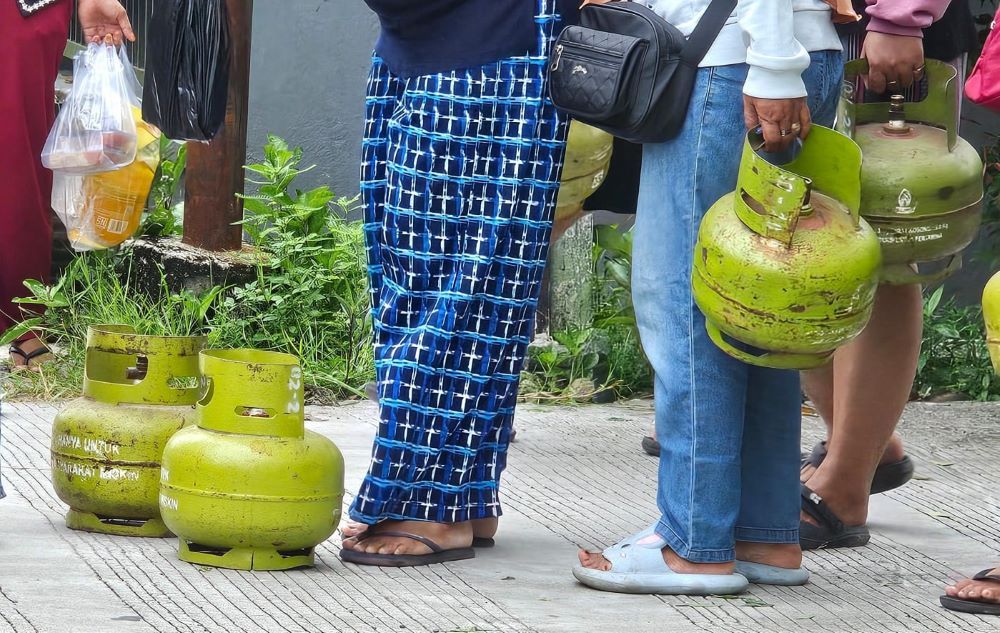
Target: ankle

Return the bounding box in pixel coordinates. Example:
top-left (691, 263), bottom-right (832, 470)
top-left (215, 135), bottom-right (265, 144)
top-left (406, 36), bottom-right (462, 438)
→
top-left (471, 517), bottom-right (498, 539)
top-left (805, 469), bottom-right (870, 507)
top-left (735, 542), bottom-right (802, 569)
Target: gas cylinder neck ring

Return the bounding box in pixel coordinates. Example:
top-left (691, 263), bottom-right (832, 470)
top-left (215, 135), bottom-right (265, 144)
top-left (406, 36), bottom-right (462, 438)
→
top-left (884, 95), bottom-right (913, 135)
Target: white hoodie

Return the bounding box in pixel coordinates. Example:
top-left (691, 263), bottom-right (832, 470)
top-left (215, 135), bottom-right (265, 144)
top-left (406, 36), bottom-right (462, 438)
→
top-left (645, 0), bottom-right (842, 99)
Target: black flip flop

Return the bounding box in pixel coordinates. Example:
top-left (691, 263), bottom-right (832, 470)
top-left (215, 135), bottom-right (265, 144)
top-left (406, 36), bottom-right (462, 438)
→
top-left (801, 441), bottom-right (915, 495)
top-left (940, 569), bottom-right (1000, 616)
top-left (641, 435), bottom-right (660, 457)
top-left (800, 484), bottom-right (871, 550)
top-left (8, 342), bottom-right (52, 370)
top-left (340, 530), bottom-right (476, 567)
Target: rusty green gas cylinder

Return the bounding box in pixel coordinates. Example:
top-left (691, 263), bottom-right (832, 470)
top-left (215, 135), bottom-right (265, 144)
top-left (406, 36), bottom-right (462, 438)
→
top-left (838, 60), bottom-right (984, 285)
top-left (693, 126), bottom-right (882, 369)
top-left (985, 272), bottom-right (1000, 374)
top-left (555, 122), bottom-right (614, 221)
top-left (159, 349), bottom-right (344, 571)
top-left (50, 326), bottom-right (205, 537)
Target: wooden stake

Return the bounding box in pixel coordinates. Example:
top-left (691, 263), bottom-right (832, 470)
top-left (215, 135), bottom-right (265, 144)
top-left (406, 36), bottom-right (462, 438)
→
top-left (182, 0), bottom-right (253, 252)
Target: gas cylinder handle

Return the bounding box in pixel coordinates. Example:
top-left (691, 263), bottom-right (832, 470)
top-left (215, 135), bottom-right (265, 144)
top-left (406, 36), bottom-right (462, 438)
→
top-left (838, 59), bottom-right (959, 152)
top-left (735, 126), bottom-right (863, 246)
top-left (82, 325), bottom-right (205, 406)
top-left (196, 349), bottom-right (305, 439)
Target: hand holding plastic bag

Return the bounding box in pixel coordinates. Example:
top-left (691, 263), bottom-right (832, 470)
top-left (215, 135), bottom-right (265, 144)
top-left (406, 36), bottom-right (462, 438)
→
top-left (42, 38), bottom-right (138, 174)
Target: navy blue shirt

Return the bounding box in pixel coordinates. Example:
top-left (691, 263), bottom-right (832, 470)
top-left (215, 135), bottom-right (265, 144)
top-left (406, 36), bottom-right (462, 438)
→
top-left (364, 0), bottom-right (579, 78)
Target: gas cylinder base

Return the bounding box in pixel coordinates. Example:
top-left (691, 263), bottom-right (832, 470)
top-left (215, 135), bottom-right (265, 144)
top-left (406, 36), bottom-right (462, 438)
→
top-left (880, 255), bottom-right (962, 286)
top-left (177, 540), bottom-right (316, 571)
top-left (706, 322), bottom-right (835, 370)
top-left (66, 508), bottom-right (171, 538)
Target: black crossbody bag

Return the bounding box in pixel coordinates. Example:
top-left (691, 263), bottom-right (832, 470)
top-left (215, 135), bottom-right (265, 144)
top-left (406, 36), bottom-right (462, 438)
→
top-left (549, 0), bottom-right (737, 143)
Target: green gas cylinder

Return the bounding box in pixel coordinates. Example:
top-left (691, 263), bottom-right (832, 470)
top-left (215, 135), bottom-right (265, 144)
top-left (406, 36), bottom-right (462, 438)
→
top-left (693, 126), bottom-right (883, 369)
top-left (50, 325), bottom-right (205, 537)
top-left (159, 349), bottom-right (344, 571)
top-left (555, 122), bottom-right (614, 221)
top-left (984, 272), bottom-right (1000, 374)
top-left (838, 59), bottom-right (984, 285)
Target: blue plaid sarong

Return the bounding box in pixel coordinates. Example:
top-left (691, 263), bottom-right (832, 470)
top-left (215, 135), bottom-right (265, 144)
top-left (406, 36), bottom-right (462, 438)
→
top-left (351, 0), bottom-right (568, 525)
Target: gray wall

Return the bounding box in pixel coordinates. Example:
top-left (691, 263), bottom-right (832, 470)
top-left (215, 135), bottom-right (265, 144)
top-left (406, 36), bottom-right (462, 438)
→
top-left (245, 1), bottom-right (998, 301)
top-left (248, 0), bottom-right (378, 200)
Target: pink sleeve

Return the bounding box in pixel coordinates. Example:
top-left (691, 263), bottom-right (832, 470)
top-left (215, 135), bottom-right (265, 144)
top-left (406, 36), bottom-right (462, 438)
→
top-left (865, 0), bottom-right (951, 38)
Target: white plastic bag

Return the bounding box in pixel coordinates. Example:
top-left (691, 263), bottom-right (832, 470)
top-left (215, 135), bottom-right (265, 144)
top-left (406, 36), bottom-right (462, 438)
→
top-left (42, 40), bottom-right (138, 174)
top-left (51, 43), bottom-right (162, 252)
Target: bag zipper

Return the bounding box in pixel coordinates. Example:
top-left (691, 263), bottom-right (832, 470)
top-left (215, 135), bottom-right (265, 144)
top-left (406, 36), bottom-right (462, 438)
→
top-left (555, 42), bottom-right (628, 70)
top-left (552, 44), bottom-right (564, 71)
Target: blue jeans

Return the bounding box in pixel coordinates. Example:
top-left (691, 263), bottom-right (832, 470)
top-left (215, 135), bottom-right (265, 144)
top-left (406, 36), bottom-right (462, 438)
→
top-left (633, 51), bottom-right (843, 563)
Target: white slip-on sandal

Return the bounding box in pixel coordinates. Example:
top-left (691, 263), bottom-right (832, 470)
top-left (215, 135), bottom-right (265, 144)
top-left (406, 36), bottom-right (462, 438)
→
top-left (573, 529), bottom-right (749, 596)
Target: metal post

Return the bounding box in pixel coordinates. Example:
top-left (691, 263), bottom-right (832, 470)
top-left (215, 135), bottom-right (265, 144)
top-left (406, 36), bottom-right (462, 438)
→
top-left (182, 0), bottom-right (253, 252)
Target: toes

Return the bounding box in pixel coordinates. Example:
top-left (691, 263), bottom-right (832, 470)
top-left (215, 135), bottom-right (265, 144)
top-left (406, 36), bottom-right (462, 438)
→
top-left (945, 585), bottom-right (958, 596)
top-left (340, 522), bottom-right (368, 538)
top-left (577, 550), bottom-right (612, 571)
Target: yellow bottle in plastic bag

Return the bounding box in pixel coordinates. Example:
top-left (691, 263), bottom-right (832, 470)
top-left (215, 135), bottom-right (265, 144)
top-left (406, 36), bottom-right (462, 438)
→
top-left (65, 106), bottom-right (161, 250)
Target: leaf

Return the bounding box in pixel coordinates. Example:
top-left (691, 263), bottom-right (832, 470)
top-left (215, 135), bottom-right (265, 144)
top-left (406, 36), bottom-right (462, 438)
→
top-left (0, 318), bottom-right (42, 346)
top-left (926, 286), bottom-right (944, 315)
top-left (742, 597), bottom-right (772, 608)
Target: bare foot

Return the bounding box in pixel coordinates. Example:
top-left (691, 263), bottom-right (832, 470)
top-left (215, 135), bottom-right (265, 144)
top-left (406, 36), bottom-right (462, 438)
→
top-left (341, 517), bottom-right (498, 541)
top-left (577, 532), bottom-right (735, 575)
top-left (341, 520), bottom-right (474, 555)
top-left (735, 542), bottom-right (802, 569)
top-left (945, 570), bottom-right (1000, 604)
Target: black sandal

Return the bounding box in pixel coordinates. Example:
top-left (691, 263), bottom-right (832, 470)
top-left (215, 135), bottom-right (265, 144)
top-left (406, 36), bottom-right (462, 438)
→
top-left (800, 484), bottom-right (871, 550)
top-left (339, 530), bottom-right (476, 567)
top-left (940, 569), bottom-right (1000, 616)
top-left (8, 341), bottom-right (53, 370)
top-left (641, 435), bottom-right (660, 457)
top-left (802, 441), bottom-right (915, 495)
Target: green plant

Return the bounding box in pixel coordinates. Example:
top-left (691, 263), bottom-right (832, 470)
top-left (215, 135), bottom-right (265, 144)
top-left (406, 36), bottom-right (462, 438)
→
top-left (519, 224), bottom-right (652, 402)
top-left (592, 225), bottom-right (652, 394)
top-left (520, 329), bottom-right (604, 402)
top-left (210, 135), bottom-right (373, 400)
top-left (1, 251), bottom-right (221, 400)
top-left (593, 225), bottom-right (635, 330)
top-left (915, 286), bottom-right (1000, 401)
top-left (3, 136), bottom-right (372, 404)
top-left (975, 136), bottom-right (1000, 268)
top-left (141, 136), bottom-right (186, 238)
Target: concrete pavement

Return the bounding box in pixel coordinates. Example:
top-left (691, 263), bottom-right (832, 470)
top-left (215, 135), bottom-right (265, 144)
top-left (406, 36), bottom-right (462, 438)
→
top-left (2, 400), bottom-right (999, 632)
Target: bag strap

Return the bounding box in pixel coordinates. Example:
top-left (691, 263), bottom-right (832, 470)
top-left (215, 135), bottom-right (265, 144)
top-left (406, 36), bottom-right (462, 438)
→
top-left (681, 0), bottom-right (739, 65)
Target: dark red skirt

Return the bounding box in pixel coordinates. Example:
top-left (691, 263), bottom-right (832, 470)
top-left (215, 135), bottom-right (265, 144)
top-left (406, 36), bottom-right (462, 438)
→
top-left (0, 0), bottom-right (72, 337)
